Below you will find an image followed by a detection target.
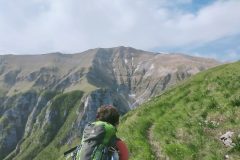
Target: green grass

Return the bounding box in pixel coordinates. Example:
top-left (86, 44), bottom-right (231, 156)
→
top-left (118, 61), bottom-right (240, 160)
top-left (10, 90), bottom-right (83, 160)
top-left (34, 91), bottom-right (84, 160)
top-left (3, 62), bottom-right (240, 160)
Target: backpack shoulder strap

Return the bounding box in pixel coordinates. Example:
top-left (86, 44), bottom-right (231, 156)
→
top-left (81, 122), bottom-right (105, 143)
top-left (94, 121), bottom-right (117, 145)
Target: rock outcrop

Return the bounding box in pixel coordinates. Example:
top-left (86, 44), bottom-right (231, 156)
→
top-left (220, 131), bottom-right (235, 147)
top-left (0, 47), bottom-right (220, 159)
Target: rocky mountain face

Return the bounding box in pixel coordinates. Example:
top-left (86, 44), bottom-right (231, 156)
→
top-left (0, 47), bottom-right (220, 159)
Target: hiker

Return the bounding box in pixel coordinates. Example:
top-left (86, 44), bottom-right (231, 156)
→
top-left (78, 105), bottom-right (129, 160)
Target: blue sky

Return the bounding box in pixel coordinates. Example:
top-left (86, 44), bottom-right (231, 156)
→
top-left (0, 0), bottom-right (240, 62)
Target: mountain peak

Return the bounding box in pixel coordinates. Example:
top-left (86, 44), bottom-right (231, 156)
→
top-left (0, 46), bottom-right (221, 160)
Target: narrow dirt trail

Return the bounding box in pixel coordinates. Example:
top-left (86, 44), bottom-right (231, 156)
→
top-left (147, 124), bottom-right (169, 160)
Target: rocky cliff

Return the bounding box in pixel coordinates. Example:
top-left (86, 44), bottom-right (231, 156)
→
top-left (0, 46), bottom-right (220, 159)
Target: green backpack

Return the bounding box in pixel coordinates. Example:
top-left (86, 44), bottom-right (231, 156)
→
top-left (64, 121), bottom-right (119, 160)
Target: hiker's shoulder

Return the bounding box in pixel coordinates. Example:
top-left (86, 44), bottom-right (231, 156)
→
top-left (116, 139), bottom-right (126, 144)
top-left (116, 139), bottom-right (128, 149)
top-left (93, 121), bottom-right (114, 127)
top-left (116, 139), bottom-right (129, 160)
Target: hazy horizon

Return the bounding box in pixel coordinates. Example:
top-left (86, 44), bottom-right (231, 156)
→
top-left (0, 0), bottom-right (240, 61)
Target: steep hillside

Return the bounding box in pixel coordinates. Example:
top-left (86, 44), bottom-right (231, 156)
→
top-left (0, 47), bottom-right (219, 159)
top-left (0, 47), bottom-right (219, 107)
top-left (118, 61), bottom-right (240, 160)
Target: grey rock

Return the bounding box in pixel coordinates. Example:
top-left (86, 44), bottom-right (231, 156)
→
top-left (0, 47), bottom-right (220, 159)
top-left (220, 131), bottom-right (235, 147)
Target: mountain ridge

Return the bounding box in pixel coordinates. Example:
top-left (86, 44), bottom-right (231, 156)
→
top-left (0, 46), bottom-right (220, 160)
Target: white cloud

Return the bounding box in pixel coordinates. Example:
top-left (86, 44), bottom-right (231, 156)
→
top-left (190, 49), bottom-right (240, 62)
top-left (0, 0), bottom-right (240, 56)
top-left (227, 52), bottom-right (240, 61)
top-left (192, 52), bottom-right (218, 60)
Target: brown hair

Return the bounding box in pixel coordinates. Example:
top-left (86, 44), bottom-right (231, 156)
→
top-left (96, 105), bottom-right (120, 126)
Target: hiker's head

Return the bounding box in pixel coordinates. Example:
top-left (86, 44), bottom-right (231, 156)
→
top-left (96, 105), bottom-right (120, 126)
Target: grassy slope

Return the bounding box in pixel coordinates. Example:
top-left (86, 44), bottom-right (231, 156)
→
top-left (33, 91), bottom-right (83, 160)
top-left (8, 90), bottom-right (83, 160)
top-left (118, 61), bottom-right (240, 160)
